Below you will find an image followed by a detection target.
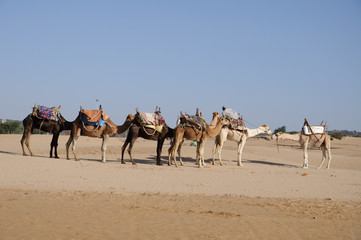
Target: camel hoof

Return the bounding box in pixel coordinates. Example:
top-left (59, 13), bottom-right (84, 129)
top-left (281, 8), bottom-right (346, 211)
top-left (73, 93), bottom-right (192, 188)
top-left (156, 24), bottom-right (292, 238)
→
top-left (156, 162), bottom-right (163, 166)
top-left (102, 160), bottom-right (106, 163)
top-left (132, 163), bottom-right (137, 165)
top-left (75, 158), bottom-right (80, 161)
top-left (302, 166), bottom-right (308, 169)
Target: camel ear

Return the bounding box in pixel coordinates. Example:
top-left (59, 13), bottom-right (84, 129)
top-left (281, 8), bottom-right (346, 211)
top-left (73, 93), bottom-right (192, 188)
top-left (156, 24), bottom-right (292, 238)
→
top-left (136, 108), bottom-right (139, 113)
top-left (80, 106), bottom-right (83, 111)
top-left (58, 105), bottom-right (61, 110)
top-left (99, 105), bottom-right (102, 110)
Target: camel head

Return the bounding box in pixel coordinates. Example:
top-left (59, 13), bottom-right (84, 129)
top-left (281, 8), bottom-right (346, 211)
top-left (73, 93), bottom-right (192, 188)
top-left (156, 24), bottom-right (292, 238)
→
top-left (219, 117), bottom-right (229, 126)
top-left (260, 124), bottom-right (272, 135)
top-left (271, 131), bottom-right (282, 140)
top-left (212, 112), bottom-right (220, 120)
top-left (126, 114), bottom-right (136, 122)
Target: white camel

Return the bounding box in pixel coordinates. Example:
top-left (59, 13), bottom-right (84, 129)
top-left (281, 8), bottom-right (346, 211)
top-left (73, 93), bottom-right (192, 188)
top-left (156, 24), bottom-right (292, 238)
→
top-left (212, 124), bottom-right (272, 166)
top-left (273, 132), bottom-right (332, 169)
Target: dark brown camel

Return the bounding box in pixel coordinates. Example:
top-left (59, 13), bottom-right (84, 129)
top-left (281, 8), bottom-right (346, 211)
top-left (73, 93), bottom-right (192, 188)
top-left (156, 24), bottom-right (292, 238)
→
top-left (121, 108), bottom-right (174, 165)
top-left (20, 112), bottom-right (74, 158)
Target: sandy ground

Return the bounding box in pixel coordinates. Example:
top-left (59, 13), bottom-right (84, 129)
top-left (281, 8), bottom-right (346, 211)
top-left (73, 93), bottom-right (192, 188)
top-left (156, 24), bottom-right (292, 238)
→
top-left (1, 134), bottom-right (361, 239)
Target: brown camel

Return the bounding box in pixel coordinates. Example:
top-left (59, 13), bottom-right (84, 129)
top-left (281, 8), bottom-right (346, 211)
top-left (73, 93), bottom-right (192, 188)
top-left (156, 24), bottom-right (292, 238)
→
top-left (66, 106), bottom-right (135, 162)
top-left (21, 105), bottom-right (74, 158)
top-left (121, 107), bottom-right (174, 165)
top-left (273, 130), bottom-right (332, 169)
top-left (168, 112), bottom-right (228, 167)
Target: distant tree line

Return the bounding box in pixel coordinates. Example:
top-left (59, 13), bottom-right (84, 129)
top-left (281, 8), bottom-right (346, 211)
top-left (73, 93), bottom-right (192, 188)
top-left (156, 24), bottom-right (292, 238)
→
top-left (0, 121), bottom-right (23, 134)
top-left (273, 125), bottom-right (361, 140)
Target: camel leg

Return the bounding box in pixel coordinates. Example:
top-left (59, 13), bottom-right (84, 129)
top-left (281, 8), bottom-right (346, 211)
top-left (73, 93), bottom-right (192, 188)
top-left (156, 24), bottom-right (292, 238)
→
top-left (21, 130), bottom-right (34, 157)
top-left (173, 140), bottom-right (181, 167)
top-left (101, 135), bottom-right (108, 163)
top-left (168, 139), bottom-right (176, 166)
top-left (212, 135), bottom-right (220, 165)
top-left (121, 136), bottom-right (131, 164)
top-left (302, 140), bottom-right (309, 169)
top-left (50, 132), bottom-right (60, 158)
top-left (168, 145), bottom-right (173, 166)
top-left (177, 139), bottom-right (184, 166)
top-left (213, 135), bottom-right (225, 166)
top-left (127, 136), bottom-right (137, 165)
top-left (237, 138), bottom-right (247, 167)
top-left (65, 132), bottom-right (73, 160)
top-left (71, 137), bottom-right (79, 161)
top-left (168, 139), bottom-right (181, 167)
top-left (326, 146), bottom-right (332, 169)
top-left (67, 127), bottom-right (80, 161)
top-left (197, 141), bottom-right (205, 168)
top-left (156, 138), bottom-right (165, 166)
top-left (318, 143), bottom-right (332, 169)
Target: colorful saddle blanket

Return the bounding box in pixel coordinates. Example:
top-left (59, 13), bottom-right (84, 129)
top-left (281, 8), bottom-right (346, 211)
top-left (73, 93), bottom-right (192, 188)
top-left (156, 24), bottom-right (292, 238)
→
top-left (179, 114), bottom-right (207, 130)
top-left (228, 118), bottom-right (246, 130)
top-left (32, 104), bottom-right (60, 121)
top-left (136, 111), bottom-right (166, 132)
top-left (81, 109), bottom-right (109, 127)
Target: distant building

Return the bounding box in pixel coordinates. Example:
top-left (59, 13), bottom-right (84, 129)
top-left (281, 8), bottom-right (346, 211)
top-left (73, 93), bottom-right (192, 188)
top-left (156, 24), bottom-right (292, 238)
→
top-left (1, 119), bottom-right (6, 123)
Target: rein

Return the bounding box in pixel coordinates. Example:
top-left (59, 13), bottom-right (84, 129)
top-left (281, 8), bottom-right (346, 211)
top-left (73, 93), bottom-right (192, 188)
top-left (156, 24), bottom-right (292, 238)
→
top-left (141, 124), bottom-right (157, 136)
top-left (81, 119), bottom-right (101, 132)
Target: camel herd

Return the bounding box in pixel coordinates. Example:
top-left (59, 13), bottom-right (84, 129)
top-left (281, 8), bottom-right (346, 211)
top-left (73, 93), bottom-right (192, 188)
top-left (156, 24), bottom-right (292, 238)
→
top-left (20, 106), bottom-right (332, 169)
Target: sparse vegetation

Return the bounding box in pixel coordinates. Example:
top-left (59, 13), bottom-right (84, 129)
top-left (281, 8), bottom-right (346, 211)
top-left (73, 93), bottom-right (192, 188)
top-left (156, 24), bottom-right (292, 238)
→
top-left (329, 131), bottom-right (343, 140)
top-left (274, 126), bottom-right (286, 134)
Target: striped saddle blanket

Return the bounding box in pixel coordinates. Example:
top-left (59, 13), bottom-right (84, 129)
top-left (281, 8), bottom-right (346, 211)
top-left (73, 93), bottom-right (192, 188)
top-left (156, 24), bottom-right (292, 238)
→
top-left (32, 104), bottom-right (60, 121)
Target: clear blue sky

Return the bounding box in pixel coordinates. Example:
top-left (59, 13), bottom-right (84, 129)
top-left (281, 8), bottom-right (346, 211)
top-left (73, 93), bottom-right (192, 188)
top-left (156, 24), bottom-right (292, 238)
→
top-left (1, 1), bottom-right (360, 131)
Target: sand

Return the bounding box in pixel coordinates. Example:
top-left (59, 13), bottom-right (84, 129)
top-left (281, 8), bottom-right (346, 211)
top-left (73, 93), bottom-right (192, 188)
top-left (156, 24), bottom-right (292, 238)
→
top-left (0, 134), bottom-right (360, 239)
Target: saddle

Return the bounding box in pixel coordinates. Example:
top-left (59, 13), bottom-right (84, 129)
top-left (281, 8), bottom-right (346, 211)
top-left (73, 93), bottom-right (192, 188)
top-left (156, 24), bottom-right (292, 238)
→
top-left (227, 117), bottom-right (246, 131)
top-left (81, 105), bottom-right (109, 127)
top-left (135, 107), bottom-right (166, 133)
top-left (178, 108), bottom-right (207, 133)
top-left (32, 104), bottom-right (61, 122)
top-left (302, 118), bottom-right (326, 136)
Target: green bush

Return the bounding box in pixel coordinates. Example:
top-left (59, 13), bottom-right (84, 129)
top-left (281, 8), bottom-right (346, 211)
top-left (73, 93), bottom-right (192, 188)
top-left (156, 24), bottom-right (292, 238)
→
top-left (274, 126), bottom-right (286, 134)
top-left (329, 131), bottom-right (343, 140)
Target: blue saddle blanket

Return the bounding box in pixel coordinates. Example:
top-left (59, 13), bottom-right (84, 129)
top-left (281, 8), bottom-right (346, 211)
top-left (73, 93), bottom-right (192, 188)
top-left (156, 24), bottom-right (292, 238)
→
top-left (81, 115), bottom-right (106, 127)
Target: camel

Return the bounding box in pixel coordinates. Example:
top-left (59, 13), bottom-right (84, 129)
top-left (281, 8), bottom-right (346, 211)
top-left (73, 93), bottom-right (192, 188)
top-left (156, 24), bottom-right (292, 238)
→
top-left (21, 106), bottom-right (74, 158)
top-left (121, 107), bottom-right (174, 165)
top-left (212, 124), bottom-right (272, 166)
top-left (168, 112), bottom-right (228, 167)
top-left (66, 106), bottom-right (135, 162)
top-left (273, 131), bottom-right (332, 169)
